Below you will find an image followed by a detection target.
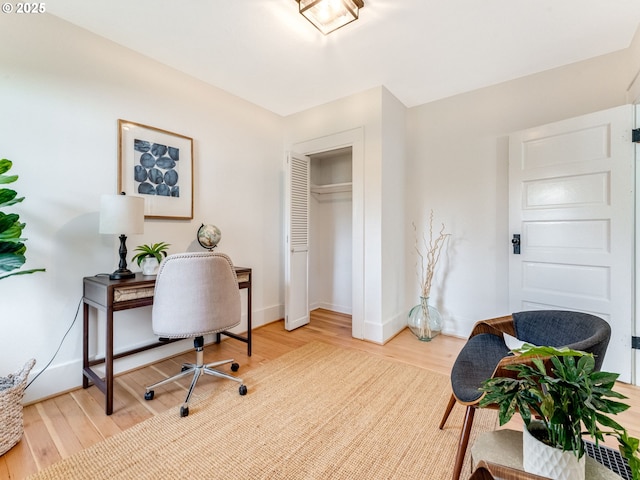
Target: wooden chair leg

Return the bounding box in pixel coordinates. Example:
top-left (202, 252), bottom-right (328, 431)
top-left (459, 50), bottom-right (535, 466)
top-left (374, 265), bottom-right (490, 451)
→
top-left (452, 405), bottom-right (475, 480)
top-left (469, 462), bottom-right (495, 480)
top-left (439, 393), bottom-right (457, 429)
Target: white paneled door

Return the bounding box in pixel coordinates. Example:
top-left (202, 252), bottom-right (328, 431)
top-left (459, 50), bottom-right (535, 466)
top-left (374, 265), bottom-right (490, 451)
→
top-left (509, 105), bottom-right (635, 383)
top-left (285, 152), bottom-right (310, 331)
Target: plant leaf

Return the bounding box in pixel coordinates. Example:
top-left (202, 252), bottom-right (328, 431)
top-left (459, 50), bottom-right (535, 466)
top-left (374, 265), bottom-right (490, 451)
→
top-left (0, 173), bottom-right (18, 185)
top-left (0, 188), bottom-right (22, 208)
top-left (0, 158), bottom-right (12, 175)
top-left (0, 241), bottom-right (26, 254)
top-left (0, 267), bottom-right (45, 280)
top-left (0, 220), bottom-right (25, 241)
top-left (513, 344), bottom-right (591, 359)
top-left (0, 253), bottom-right (25, 272)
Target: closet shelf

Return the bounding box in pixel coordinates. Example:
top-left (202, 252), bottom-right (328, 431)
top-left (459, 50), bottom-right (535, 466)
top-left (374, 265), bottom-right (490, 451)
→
top-left (310, 182), bottom-right (352, 195)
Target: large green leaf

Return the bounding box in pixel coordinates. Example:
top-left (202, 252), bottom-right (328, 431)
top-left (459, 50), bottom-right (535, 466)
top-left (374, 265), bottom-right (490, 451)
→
top-left (0, 252), bottom-right (25, 272)
top-left (513, 344), bottom-right (591, 359)
top-left (0, 220), bottom-right (24, 241)
top-left (0, 212), bottom-right (19, 232)
top-left (0, 241), bottom-right (25, 254)
top-left (590, 370), bottom-right (621, 385)
top-left (0, 267), bottom-right (45, 280)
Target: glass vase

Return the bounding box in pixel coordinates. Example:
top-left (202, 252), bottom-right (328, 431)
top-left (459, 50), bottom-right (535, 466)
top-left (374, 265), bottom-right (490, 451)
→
top-left (408, 296), bottom-right (442, 341)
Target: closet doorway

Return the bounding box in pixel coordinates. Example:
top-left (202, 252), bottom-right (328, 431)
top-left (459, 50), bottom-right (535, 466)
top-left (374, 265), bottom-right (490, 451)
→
top-left (309, 147), bottom-right (353, 317)
top-left (288, 127), bottom-right (364, 339)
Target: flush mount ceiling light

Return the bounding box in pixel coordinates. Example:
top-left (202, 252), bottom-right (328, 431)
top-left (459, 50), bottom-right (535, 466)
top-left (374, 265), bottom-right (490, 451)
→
top-left (296, 0), bottom-right (364, 35)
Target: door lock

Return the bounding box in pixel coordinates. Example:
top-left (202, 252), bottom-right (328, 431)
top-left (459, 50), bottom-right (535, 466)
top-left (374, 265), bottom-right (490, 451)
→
top-left (512, 234), bottom-right (521, 255)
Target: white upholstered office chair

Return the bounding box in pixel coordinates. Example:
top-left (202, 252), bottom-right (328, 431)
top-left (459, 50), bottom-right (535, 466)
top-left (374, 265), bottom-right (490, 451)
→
top-left (143, 252), bottom-right (247, 417)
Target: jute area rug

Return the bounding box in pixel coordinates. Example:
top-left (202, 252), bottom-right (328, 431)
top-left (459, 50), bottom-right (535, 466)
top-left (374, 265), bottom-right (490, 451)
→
top-left (29, 342), bottom-right (497, 480)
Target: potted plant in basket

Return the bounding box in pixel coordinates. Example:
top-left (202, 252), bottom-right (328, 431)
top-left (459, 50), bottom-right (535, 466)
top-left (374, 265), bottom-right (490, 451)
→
top-left (0, 158), bottom-right (42, 455)
top-left (131, 241), bottom-right (170, 275)
top-left (479, 344), bottom-right (640, 480)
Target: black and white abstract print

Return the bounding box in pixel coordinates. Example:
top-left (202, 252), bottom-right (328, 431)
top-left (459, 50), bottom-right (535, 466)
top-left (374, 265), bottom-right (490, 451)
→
top-left (133, 139), bottom-right (180, 197)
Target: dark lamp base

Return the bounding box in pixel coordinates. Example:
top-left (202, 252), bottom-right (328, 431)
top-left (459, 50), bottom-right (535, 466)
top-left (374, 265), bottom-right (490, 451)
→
top-left (109, 269), bottom-right (136, 280)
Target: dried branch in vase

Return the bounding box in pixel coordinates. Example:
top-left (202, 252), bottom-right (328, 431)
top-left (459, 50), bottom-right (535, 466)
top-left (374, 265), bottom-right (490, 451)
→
top-left (413, 210), bottom-right (450, 298)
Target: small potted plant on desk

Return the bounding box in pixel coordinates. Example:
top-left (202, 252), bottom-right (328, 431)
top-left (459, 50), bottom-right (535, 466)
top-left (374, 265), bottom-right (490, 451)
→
top-left (131, 242), bottom-right (170, 275)
top-left (479, 344), bottom-right (640, 480)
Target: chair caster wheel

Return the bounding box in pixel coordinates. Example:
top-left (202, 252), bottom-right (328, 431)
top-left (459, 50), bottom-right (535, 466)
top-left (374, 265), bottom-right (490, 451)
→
top-left (181, 365), bottom-right (190, 372)
top-left (231, 362), bottom-right (240, 372)
top-left (144, 390), bottom-right (154, 401)
top-left (239, 384), bottom-right (247, 395)
top-left (180, 406), bottom-right (189, 417)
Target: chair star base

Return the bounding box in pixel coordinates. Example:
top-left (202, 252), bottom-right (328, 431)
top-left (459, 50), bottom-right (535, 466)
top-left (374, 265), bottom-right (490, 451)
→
top-left (144, 336), bottom-right (247, 417)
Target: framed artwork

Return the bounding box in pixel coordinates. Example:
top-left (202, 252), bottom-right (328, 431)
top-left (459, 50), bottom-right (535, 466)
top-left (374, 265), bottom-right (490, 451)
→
top-left (118, 119), bottom-right (194, 220)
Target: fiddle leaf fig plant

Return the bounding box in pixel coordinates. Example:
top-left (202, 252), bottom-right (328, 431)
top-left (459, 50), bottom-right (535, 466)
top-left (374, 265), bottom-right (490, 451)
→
top-left (479, 344), bottom-right (640, 479)
top-left (0, 159), bottom-right (45, 280)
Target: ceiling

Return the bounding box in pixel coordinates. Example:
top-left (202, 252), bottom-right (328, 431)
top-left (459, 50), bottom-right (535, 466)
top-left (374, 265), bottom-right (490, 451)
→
top-left (47, 0), bottom-right (640, 116)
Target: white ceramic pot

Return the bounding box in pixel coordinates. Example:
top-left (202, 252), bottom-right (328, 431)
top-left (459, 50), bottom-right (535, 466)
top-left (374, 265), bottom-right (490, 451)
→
top-left (141, 257), bottom-right (159, 275)
top-left (522, 422), bottom-right (585, 480)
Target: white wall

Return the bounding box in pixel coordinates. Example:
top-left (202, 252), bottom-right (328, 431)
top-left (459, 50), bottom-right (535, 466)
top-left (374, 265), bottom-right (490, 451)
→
top-left (0, 13), bottom-right (284, 402)
top-left (405, 48), bottom-right (634, 338)
top-left (627, 26), bottom-right (640, 102)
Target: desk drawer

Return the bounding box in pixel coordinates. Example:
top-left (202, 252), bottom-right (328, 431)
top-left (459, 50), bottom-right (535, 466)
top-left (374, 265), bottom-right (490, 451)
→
top-left (236, 272), bottom-right (250, 283)
top-left (114, 286), bottom-right (155, 303)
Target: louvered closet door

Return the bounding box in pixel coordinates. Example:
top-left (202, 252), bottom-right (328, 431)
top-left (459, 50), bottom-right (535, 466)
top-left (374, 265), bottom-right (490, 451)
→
top-left (285, 152), bottom-right (310, 330)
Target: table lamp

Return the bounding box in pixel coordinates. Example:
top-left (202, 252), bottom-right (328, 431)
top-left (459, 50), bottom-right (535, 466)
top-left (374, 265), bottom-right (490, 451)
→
top-left (99, 192), bottom-right (145, 280)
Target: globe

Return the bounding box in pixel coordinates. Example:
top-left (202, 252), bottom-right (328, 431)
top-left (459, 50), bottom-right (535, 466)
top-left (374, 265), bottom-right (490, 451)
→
top-left (197, 224), bottom-right (221, 250)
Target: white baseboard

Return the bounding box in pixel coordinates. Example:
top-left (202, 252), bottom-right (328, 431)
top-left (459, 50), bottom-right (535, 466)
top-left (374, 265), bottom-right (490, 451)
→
top-left (310, 302), bottom-right (352, 315)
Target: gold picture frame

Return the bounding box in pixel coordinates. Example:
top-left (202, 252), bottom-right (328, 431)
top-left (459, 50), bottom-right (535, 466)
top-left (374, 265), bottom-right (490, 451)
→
top-left (118, 119), bottom-right (194, 220)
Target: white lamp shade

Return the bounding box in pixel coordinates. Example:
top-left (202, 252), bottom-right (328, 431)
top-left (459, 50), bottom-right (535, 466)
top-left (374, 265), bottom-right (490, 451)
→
top-left (99, 194), bottom-right (145, 235)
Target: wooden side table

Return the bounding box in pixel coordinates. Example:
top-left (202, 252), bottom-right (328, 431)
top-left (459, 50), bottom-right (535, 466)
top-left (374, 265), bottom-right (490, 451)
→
top-left (470, 460), bottom-right (549, 480)
top-left (471, 430), bottom-right (621, 480)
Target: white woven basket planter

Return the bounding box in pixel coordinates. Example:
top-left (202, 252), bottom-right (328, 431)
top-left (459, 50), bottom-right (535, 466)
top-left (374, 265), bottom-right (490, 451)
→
top-left (0, 359), bottom-right (35, 456)
top-left (523, 421), bottom-right (586, 480)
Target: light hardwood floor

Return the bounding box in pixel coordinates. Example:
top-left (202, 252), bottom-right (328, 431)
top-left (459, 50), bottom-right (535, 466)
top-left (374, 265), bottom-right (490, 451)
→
top-left (2, 309), bottom-right (639, 479)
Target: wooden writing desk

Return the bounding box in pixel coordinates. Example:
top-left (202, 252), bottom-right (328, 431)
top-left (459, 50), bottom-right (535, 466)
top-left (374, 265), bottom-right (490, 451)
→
top-left (82, 267), bottom-right (251, 415)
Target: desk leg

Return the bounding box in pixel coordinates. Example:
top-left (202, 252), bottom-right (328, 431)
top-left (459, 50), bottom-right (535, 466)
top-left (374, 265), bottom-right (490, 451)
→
top-left (105, 310), bottom-right (114, 415)
top-left (215, 285), bottom-right (252, 356)
top-left (82, 302), bottom-right (90, 389)
top-left (247, 284), bottom-right (252, 357)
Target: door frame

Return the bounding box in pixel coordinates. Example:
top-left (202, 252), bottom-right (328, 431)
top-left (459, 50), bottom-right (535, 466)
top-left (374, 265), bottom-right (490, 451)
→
top-left (630, 79), bottom-right (640, 384)
top-left (292, 127), bottom-right (364, 339)
top-left (635, 104), bottom-right (640, 386)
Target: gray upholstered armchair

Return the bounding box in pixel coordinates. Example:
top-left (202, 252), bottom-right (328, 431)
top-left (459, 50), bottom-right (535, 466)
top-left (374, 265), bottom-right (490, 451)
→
top-left (439, 310), bottom-right (611, 480)
top-left (144, 252), bottom-right (248, 417)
